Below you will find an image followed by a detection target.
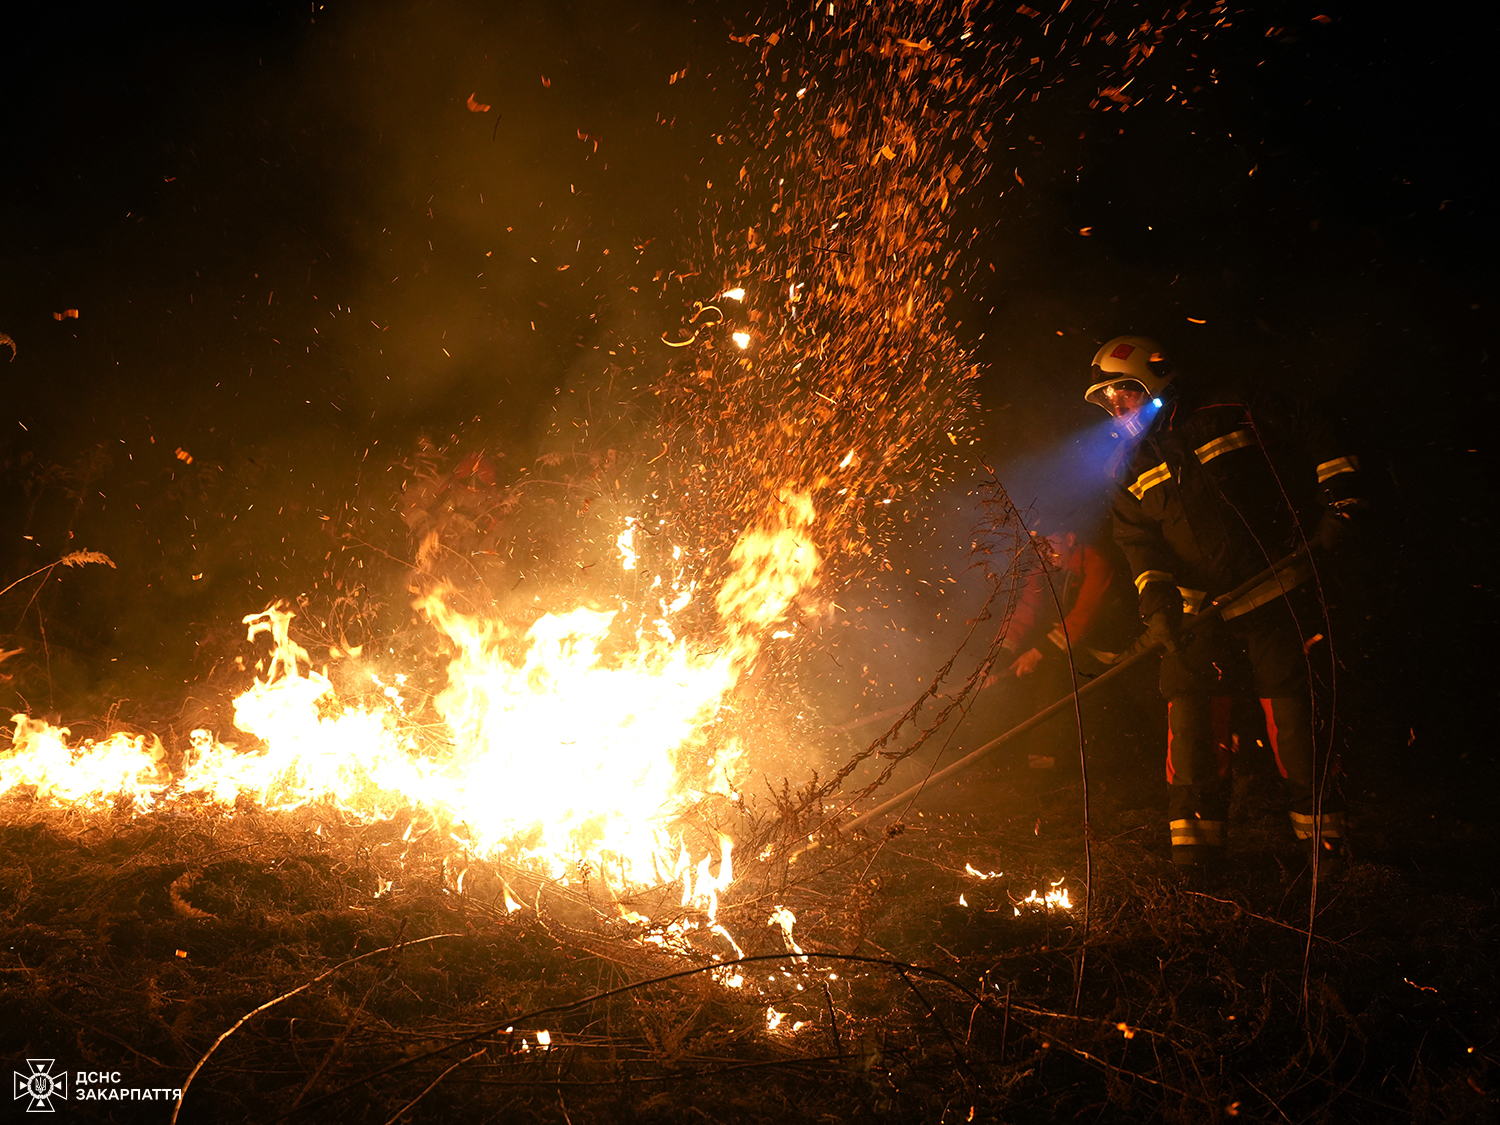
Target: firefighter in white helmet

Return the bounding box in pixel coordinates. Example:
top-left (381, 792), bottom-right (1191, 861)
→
top-left (1088, 335), bottom-right (1364, 884)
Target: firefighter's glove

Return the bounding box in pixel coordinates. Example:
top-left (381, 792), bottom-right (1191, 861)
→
top-left (1009, 647), bottom-right (1045, 677)
top-left (1144, 608), bottom-right (1181, 654)
top-left (1138, 579), bottom-right (1182, 646)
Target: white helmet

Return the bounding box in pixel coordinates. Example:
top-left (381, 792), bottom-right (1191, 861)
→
top-left (1084, 336), bottom-right (1174, 413)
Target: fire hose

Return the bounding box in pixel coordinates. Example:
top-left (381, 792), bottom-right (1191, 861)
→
top-left (835, 546), bottom-right (1312, 836)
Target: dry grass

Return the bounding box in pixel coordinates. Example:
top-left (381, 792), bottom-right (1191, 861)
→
top-left (2, 753), bottom-right (1494, 1124)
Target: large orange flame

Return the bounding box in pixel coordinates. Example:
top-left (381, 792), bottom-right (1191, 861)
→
top-left (1, 503), bottom-right (824, 930)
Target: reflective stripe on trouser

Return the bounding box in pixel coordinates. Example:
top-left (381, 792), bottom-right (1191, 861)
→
top-left (1170, 817), bottom-right (1227, 847)
top-left (1261, 695), bottom-right (1346, 845)
top-left (1166, 697), bottom-right (1233, 863)
top-left (1289, 810), bottom-right (1346, 840)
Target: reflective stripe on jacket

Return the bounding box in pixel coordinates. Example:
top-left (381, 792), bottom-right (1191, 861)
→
top-left (1111, 390), bottom-right (1359, 614)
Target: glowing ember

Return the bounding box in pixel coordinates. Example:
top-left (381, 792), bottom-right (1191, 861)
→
top-left (731, 330), bottom-right (751, 349)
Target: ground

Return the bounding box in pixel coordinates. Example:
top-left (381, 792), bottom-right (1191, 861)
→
top-left (2, 709), bottom-right (1495, 1125)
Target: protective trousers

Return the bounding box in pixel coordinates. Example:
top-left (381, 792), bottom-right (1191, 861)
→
top-left (1159, 595), bottom-right (1343, 868)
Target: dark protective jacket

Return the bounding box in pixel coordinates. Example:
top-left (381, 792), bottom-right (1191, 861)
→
top-left (1110, 384), bottom-right (1362, 620)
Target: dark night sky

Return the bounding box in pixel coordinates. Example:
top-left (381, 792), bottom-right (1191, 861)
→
top-left (0, 1), bottom-right (1490, 786)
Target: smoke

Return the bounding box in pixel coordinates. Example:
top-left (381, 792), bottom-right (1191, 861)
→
top-left (0, 1), bottom-right (746, 693)
top-left (1, 0), bottom-right (1487, 776)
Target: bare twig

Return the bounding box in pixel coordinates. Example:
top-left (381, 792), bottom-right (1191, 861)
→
top-left (896, 964), bottom-right (974, 1083)
top-left (289, 917), bottom-right (409, 1109)
top-left (1019, 1025), bottom-right (1192, 1099)
top-left (171, 932), bottom-right (464, 1125)
top-left (1243, 1076), bottom-right (1295, 1124)
top-left (380, 1047), bottom-right (486, 1125)
top-left (821, 981), bottom-right (844, 1062)
top-left (1183, 891), bottom-right (1346, 943)
top-left (278, 951), bottom-right (997, 1121)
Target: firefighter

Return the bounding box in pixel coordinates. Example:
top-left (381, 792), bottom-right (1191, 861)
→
top-left (1086, 335), bottom-right (1363, 883)
top-left (996, 528), bottom-right (1131, 680)
top-left (964, 524), bottom-right (1137, 769)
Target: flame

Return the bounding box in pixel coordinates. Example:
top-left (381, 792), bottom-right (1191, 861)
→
top-left (3, 716), bottom-right (166, 809)
top-left (414, 592), bottom-right (739, 886)
top-left (174, 606), bottom-right (438, 815)
top-left (502, 881), bottom-right (525, 913)
top-left (2, 508), bottom-right (825, 936)
top-left (768, 904), bottom-right (805, 959)
top-left (617, 517), bottom-right (638, 571)
top-left (1013, 878), bottom-right (1073, 915)
top-left (714, 491), bottom-right (820, 642)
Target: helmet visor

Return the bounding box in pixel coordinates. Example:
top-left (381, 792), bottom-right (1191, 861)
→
top-left (1084, 376), bottom-right (1151, 415)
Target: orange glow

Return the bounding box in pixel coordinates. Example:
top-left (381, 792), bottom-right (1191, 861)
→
top-left (2, 508), bottom-right (826, 932)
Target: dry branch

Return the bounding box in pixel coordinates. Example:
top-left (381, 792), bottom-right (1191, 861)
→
top-left (172, 932), bottom-right (465, 1124)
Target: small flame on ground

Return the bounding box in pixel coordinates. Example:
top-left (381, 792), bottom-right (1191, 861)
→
top-left (502, 882), bottom-right (525, 913)
top-left (769, 904), bottom-right (805, 958)
top-left (3, 717), bottom-right (165, 809)
top-left (1013, 878), bottom-right (1073, 915)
